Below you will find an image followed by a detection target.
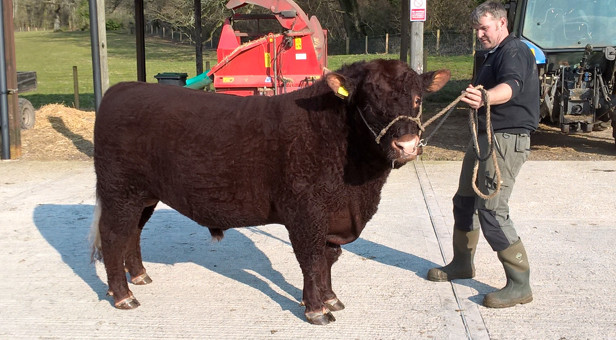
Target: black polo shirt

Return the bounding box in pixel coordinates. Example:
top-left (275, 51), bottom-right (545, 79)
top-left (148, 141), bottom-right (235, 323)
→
top-left (474, 34), bottom-right (540, 134)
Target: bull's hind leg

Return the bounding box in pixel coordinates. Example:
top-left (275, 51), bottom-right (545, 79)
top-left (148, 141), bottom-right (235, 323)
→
top-left (124, 203), bottom-right (158, 285)
top-left (99, 202), bottom-right (145, 309)
top-left (322, 243), bottom-right (345, 312)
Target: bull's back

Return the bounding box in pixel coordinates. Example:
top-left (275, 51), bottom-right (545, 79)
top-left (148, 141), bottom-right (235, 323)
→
top-left (94, 82), bottom-right (285, 227)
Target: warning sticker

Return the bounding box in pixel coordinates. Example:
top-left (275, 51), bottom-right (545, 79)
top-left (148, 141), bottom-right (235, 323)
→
top-left (295, 38), bottom-right (302, 50)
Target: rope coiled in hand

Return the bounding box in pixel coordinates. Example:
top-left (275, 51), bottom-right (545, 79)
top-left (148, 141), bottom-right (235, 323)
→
top-left (420, 85), bottom-right (501, 200)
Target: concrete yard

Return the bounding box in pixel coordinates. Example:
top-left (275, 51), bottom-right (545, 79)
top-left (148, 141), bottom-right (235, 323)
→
top-left (1, 160), bottom-right (615, 339)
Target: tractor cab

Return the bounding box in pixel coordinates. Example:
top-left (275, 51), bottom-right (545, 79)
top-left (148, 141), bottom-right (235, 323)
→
top-left (503, 0), bottom-right (616, 143)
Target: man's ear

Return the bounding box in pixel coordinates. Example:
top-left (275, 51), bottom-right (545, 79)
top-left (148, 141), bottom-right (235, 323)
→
top-left (422, 69), bottom-right (451, 93)
top-left (326, 72), bottom-right (353, 99)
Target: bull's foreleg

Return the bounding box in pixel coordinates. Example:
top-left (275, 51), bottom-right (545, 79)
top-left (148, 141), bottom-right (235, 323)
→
top-left (288, 226), bottom-right (335, 325)
top-left (322, 243), bottom-right (345, 312)
top-left (124, 204), bottom-right (157, 285)
top-left (99, 204), bottom-right (143, 309)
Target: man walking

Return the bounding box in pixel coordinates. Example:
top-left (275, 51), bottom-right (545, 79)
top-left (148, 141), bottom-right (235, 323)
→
top-left (427, 0), bottom-right (540, 308)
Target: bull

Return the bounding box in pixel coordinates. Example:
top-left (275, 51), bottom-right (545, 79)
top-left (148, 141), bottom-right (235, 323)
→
top-left (90, 59), bottom-right (450, 325)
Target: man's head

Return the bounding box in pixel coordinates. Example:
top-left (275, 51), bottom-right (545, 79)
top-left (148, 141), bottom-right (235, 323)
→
top-left (471, 1), bottom-right (509, 50)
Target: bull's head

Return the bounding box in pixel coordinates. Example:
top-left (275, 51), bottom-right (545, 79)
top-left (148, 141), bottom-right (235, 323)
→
top-left (326, 59), bottom-right (450, 167)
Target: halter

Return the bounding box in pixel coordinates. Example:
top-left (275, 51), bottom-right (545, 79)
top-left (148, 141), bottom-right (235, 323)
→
top-left (356, 106), bottom-right (425, 145)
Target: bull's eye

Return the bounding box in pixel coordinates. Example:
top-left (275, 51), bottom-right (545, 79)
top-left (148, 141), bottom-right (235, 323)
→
top-left (415, 97), bottom-right (422, 106)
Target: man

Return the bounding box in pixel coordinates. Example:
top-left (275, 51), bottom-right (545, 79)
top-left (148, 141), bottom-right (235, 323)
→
top-left (427, 1), bottom-right (540, 308)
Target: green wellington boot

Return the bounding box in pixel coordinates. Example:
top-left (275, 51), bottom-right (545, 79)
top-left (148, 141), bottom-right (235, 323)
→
top-left (483, 239), bottom-right (533, 308)
top-left (428, 228), bottom-right (480, 281)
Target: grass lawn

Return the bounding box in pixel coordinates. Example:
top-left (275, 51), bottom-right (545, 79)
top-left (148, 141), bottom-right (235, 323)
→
top-left (15, 30), bottom-right (473, 110)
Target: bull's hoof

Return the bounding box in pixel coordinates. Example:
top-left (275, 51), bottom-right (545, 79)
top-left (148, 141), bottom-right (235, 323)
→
top-left (131, 273), bottom-right (152, 285)
top-left (305, 308), bottom-right (336, 325)
top-left (324, 297), bottom-right (345, 311)
top-left (115, 296), bottom-right (141, 309)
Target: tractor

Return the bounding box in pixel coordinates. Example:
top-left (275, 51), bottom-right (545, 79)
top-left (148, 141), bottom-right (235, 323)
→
top-left (503, 0), bottom-right (616, 146)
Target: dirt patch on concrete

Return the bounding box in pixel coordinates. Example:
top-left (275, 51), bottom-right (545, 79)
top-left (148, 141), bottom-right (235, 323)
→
top-left (17, 103), bottom-right (616, 161)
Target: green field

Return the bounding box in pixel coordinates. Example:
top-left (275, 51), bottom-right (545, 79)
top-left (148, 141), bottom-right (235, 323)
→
top-left (15, 31), bottom-right (473, 110)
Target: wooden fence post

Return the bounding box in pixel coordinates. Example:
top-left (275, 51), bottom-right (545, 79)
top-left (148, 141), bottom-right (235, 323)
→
top-left (385, 33), bottom-right (389, 54)
top-left (73, 66), bottom-right (79, 110)
top-left (73, 66), bottom-right (80, 109)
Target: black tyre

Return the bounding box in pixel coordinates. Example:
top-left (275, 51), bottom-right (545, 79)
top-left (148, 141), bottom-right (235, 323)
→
top-left (583, 123), bottom-right (593, 133)
top-left (18, 97), bottom-right (35, 130)
top-left (561, 124), bottom-right (570, 133)
top-left (611, 119), bottom-right (616, 148)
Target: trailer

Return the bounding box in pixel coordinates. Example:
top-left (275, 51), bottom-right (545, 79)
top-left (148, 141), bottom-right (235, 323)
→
top-left (17, 71), bottom-right (37, 130)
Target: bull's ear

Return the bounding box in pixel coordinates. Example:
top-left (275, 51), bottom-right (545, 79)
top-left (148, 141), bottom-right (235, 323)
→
top-left (422, 69), bottom-right (451, 93)
top-left (326, 73), bottom-right (352, 99)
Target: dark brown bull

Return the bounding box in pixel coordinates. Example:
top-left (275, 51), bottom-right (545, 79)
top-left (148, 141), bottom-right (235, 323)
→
top-left (90, 59), bottom-right (450, 325)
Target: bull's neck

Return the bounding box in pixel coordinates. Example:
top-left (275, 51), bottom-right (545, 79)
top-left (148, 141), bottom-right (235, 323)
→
top-left (344, 108), bottom-right (391, 186)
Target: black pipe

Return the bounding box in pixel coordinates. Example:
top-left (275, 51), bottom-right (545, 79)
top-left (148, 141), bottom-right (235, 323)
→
top-left (194, 0), bottom-right (203, 75)
top-left (0, 0), bottom-right (10, 159)
top-left (88, 0), bottom-right (103, 112)
top-left (135, 0), bottom-right (146, 82)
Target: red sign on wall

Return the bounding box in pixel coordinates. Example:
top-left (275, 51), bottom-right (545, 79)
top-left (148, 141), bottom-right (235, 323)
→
top-left (410, 0), bottom-right (426, 22)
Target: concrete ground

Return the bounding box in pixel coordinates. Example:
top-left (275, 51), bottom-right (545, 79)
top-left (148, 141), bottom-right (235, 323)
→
top-left (1, 159), bottom-right (615, 339)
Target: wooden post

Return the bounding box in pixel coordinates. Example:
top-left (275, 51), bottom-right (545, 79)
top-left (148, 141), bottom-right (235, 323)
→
top-left (472, 29), bottom-right (477, 55)
top-left (345, 37), bottom-right (349, 55)
top-left (385, 33), bottom-right (389, 54)
top-left (1, 0), bottom-right (20, 159)
top-left (436, 29), bottom-right (440, 54)
top-left (73, 66), bottom-right (80, 109)
top-left (365, 35), bottom-right (368, 54)
top-left (400, 0), bottom-right (409, 62)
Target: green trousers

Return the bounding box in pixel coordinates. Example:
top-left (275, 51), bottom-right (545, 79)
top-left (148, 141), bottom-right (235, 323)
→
top-left (455, 132), bottom-right (530, 251)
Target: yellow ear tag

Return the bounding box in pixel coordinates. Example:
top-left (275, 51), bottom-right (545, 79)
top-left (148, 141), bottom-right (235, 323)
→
top-left (337, 86), bottom-right (349, 98)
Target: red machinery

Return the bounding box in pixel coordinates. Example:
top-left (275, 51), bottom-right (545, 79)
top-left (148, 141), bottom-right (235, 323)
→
top-left (206, 0), bottom-right (327, 96)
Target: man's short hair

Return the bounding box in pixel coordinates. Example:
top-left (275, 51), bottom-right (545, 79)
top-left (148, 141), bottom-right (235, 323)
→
top-left (471, 1), bottom-right (507, 25)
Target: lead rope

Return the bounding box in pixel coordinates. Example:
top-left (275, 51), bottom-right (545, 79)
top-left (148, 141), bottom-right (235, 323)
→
top-left (357, 85), bottom-right (501, 199)
top-left (468, 87), bottom-right (502, 200)
top-left (408, 85), bottom-right (502, 199)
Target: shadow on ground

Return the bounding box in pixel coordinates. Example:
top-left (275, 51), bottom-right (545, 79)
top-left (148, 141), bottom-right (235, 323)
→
top-left (33, 203), bottom-right (494, 318)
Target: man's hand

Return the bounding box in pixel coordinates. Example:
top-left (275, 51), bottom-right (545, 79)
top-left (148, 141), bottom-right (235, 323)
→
top-left (460, 85), bottom-right (484, 109)
top-left (460, 83), bottom-right (513, 109)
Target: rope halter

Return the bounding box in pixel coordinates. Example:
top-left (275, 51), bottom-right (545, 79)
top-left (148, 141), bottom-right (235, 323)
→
top-left (356, 107), bottom-right (425, 145)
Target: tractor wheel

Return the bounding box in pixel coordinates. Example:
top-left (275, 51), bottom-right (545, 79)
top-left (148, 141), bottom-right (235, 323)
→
top-left (583, 123), bottom-right (593, 133)
top-left (561, 124), bottom-right (570, 133)
top-left (18, 97), bottom-right (35, 130)
top-left (612, 119), bottom-right (616, 148)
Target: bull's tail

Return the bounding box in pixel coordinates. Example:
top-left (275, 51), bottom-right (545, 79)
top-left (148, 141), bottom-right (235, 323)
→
top-left (89, 197), bottom-right (103, 262)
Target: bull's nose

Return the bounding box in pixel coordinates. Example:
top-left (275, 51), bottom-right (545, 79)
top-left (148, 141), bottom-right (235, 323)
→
top-left (393, 135), bottom-right (420, 157)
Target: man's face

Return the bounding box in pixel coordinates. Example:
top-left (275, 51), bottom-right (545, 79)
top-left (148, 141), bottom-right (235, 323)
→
top-left (474, 13), bottom-right (507, 50)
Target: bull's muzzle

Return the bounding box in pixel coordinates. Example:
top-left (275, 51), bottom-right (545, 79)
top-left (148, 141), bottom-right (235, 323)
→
top-left (392, 134), bottom-right (422, 163)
